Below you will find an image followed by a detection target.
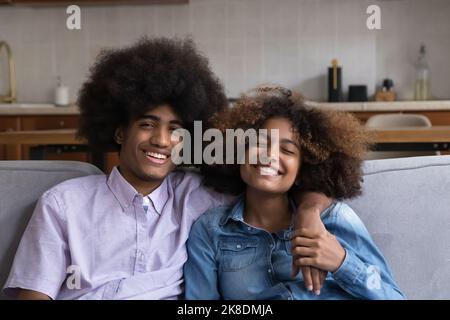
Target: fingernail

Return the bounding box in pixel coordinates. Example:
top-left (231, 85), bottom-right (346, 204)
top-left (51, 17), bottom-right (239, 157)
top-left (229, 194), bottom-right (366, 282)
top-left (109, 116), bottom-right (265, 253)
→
top-left (307, 285), bottom-right (313, 291)
top-left (314, 290), bottom-right (321, 295)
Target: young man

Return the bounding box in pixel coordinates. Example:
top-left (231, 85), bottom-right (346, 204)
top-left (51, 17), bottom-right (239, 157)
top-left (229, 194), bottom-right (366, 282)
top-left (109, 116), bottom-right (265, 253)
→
top-left (3, 38), bottom-right (330, 300)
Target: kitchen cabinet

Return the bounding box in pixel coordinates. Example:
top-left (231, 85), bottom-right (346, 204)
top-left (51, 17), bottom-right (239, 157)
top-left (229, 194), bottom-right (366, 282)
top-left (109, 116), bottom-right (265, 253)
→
top-left (2, 0), bottom-right (188, 5)
top-left (20, 115), bottom-right (89, 162)
top-left (0, 114), bottom-right (89, 162)
top-left (0, 116), bottom-right (20, 160)
top-left (0, 113), bottom-right (120, 173)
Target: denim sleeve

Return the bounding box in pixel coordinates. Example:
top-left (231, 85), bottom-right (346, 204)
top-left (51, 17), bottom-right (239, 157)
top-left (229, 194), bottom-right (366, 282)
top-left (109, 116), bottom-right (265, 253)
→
top-left (184, 215), bottom-right (221, 300)
top-left (330, 204), bottom-right (406, 300)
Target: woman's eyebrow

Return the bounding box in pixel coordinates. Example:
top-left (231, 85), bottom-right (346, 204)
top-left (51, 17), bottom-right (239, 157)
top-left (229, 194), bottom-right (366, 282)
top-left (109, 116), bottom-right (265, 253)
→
top-left (280, 138), bottom-right (300, 149)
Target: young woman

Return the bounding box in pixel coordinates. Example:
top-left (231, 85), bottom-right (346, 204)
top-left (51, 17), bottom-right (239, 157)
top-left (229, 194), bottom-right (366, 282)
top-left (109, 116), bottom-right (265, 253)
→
top-left (184, 86), bottom-right (405, 300)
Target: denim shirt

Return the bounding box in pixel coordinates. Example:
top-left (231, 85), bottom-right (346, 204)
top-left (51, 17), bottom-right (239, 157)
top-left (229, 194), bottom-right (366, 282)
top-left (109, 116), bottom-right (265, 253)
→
top-left (184, 197), bottom-right (405, 300)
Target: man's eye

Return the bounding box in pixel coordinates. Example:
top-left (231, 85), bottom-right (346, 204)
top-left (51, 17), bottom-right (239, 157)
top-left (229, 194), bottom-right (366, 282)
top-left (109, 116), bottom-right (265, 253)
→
top-left (140, 122), bottom-right (155, 128)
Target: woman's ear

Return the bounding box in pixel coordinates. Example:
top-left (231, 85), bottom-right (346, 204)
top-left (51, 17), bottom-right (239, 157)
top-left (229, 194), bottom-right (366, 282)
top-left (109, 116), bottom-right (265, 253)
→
top-left (114, 127), bottom-right (124, 145)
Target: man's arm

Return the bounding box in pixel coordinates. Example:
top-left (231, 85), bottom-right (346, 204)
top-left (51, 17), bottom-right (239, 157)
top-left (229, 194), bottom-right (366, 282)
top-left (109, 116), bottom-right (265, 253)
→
top-left (3, 190), bottom-right (69, 300)
top-left (15, 289), bottom-right (51, 300)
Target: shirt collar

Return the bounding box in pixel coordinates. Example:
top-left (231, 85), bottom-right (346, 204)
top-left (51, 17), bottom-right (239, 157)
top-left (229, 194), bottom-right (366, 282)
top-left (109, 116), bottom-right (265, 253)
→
top-left (107, 167), bottom-right (139, 210)
top-left (219, 195), bottom-right (297, 239)
top-left (220, 196), bottom-right (245, 226)
top-left (147, 177), bottom-right (168, 215)
top-left (107, 167), bottom-right (169, 214)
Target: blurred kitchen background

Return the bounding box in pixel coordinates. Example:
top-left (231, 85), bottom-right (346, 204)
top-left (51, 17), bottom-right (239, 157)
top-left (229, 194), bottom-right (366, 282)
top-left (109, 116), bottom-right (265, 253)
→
top-left (1, 0), bottom-right (449, 172)
top-left (0, 0), bottom-right (449, 102)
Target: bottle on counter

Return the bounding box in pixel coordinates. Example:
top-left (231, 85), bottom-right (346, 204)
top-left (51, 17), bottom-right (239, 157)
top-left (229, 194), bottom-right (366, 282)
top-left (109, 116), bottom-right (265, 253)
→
top-left (375, 78), bottom-right (396, 102)
top-left (54, 76), bottom-right (70, 107)
top-left (328, 59), bottom-right (342, 102)
top-left (414, 44), bottom-right (432, 100)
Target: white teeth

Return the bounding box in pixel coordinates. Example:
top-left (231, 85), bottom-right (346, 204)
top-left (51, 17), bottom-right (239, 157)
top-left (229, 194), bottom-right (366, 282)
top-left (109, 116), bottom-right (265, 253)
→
top-left (146, 151), bottom-right (168, 160)
top-left (259, 166), bottom-right (279, 176)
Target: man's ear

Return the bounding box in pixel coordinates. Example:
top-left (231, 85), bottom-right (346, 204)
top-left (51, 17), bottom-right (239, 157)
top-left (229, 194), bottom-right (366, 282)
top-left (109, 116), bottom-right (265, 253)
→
top-left (114, 127), bottom-right (124, 145)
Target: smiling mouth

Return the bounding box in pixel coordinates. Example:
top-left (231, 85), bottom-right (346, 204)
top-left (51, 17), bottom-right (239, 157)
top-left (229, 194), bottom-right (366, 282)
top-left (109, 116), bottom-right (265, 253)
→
top-left (143, 150), bottom-right (171, 165)
top-left (253, 165), bottom-right (282, 176)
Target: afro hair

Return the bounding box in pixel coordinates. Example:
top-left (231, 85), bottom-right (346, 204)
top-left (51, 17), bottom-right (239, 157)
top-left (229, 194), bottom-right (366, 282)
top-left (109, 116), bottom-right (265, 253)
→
top-left (201, 85), bottom-right (372, 200)
top-left (77, 37), bottom-right (227, 151)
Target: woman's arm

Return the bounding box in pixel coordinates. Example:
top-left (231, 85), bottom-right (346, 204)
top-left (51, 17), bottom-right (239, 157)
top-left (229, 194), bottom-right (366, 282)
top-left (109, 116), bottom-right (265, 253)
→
top-left (184, 216), bottom-right (221, 300)
top-left (291, 203), bottom-right (405, 300)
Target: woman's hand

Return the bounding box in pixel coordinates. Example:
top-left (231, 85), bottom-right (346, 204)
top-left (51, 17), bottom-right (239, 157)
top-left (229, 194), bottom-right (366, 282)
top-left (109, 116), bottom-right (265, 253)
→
top-left (291, 227), bottom-right (346, 273)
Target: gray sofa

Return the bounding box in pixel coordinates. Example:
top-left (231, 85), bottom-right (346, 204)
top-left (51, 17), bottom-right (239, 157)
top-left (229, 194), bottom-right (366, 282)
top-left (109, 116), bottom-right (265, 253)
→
top-left (1, 157), bottom-right (449, 299)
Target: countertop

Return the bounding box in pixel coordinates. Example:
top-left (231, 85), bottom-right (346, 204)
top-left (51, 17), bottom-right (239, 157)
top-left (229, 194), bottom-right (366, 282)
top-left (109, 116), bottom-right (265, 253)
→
top-left (1, 101), bottom-right (450, 115)
top-left (0, 104), bottom-right (79, 115)
top-left (306, 100), bottom-right (450, 112)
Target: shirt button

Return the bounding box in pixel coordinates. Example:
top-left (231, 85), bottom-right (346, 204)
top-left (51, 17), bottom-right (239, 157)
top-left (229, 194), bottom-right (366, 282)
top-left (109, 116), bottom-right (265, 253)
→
top-left (268, 269), bottom-right (272, 273)
top-left (247, 227), bottom-right (252, 231)
top-left (236, 244), bottom-right (242, 249)
top-left (269, 243), bottom-right (274, 248)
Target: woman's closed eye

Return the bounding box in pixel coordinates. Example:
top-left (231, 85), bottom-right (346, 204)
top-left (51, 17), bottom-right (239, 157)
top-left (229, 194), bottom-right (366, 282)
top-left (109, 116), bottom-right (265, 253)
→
top-left (281, 146), bottom-right (297, 155)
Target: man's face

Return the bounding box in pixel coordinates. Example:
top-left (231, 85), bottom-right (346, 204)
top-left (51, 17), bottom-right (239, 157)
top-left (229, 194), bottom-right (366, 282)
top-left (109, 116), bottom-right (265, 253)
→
top-left (115, 104), bottom-right (183, 187)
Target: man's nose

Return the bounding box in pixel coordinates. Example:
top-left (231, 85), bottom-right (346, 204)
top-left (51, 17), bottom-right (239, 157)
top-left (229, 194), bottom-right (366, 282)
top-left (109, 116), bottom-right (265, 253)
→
top-left (150, 126), bottom-right (171, 147)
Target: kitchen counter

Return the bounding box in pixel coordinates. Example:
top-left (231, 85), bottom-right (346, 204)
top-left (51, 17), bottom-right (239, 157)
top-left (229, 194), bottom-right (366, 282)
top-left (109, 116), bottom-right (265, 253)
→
top-left (0, 104), bottom-right (79, 115)
top-left (1, 101), bottom-right (450, 115)
top-left (306, 100), bottom-right (450, 112)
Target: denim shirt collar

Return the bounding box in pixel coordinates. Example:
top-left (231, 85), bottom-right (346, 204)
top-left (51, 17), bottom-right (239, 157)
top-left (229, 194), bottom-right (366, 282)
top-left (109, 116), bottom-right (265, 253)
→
top-left (219, 195), bottom-right (296, 240)
top-left (219, 196), bottom-right (246, 226)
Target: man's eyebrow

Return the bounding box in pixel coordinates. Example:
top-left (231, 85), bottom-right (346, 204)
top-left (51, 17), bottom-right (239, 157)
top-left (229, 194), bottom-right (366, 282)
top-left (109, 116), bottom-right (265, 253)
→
top-left (137, 115), bottom-right (183, 126)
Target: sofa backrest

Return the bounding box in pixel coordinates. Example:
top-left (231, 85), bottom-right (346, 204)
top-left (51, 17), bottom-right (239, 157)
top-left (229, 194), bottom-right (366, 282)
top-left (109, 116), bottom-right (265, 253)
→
top-left (0, 161), bottom-right (103, 299)
top-left (346, 155), bottom-right (450, 299)
top-left (1, 157), bottom-right (449, 300)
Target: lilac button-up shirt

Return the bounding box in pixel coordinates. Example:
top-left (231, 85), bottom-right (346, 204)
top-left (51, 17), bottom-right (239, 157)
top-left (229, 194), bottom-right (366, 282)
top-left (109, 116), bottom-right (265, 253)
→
top-left (4, 167), bottom-right (232, 300)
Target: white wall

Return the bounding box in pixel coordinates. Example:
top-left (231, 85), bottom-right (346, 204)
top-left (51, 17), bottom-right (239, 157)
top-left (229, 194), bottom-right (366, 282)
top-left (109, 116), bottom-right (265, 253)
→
top-left (0, 0), bottom-right (449, 103)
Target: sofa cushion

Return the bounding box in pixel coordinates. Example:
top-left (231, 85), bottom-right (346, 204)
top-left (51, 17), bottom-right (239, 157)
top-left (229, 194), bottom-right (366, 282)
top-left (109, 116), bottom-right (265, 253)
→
top-left (346, 155), bottom-right (450, 299)
top-left (0, 161), bottom-right (102, 299)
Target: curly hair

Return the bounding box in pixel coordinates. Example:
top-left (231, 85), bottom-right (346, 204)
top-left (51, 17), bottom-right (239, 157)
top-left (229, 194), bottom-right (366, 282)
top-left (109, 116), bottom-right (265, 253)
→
top-left (201, 86), bottom-right (372, 200)
top-left (77, 37), bottom-right (227, 151)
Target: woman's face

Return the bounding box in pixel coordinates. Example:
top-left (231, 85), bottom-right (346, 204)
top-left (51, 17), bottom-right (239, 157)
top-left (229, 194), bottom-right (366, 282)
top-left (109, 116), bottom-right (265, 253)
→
top-left (240, 117), bottom-right (301, 195)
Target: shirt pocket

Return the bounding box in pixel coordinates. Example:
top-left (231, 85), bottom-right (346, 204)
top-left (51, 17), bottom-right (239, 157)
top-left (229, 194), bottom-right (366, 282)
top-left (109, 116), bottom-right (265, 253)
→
top-left (218, 238), bottom-right (259, 272)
